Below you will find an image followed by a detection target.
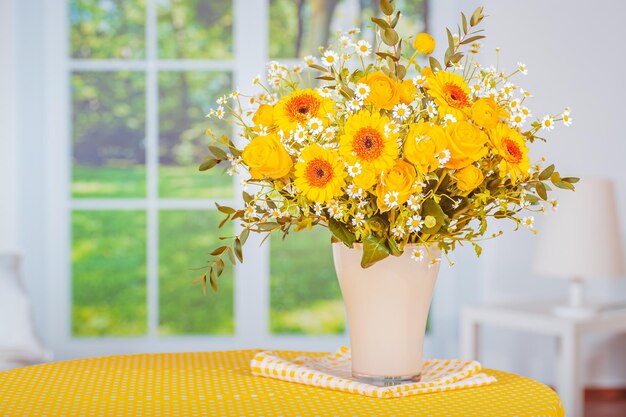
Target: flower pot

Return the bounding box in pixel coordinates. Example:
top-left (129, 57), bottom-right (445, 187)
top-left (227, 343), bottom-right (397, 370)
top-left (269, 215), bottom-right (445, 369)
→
top-left (332, 242), bottom-right (440, 385)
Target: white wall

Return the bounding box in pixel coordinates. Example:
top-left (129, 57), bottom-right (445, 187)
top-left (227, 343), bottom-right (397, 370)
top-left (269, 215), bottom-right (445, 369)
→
top-left (461, 0), bottom-right (626, 387)
top-left (0, 0), bottom-right (19, 253)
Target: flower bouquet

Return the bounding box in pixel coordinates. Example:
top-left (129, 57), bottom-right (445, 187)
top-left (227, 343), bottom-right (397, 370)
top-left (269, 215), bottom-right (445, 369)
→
top-left (199, 1), bottom-right (576, 381)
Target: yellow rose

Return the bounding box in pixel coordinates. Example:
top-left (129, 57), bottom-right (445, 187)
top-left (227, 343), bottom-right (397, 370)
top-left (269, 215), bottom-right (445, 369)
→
top-left (413, 32), bottom-right (436, 55)
top-left (455, 165), bottom-right (484, 192)
top-left (252, 104), bottom-right (275, 131)
top-left (375, 160), bottom-right (420, 211)
top-left (471, 97), bottom-right (505, 129)
top-left (445, 121), bottom-right (488, 169)
top-left (398, 79), bottom-right (417, 104)
top-left (242, 134), bottom-right (293, 179)
top-left (359, 72), bottom-right (400, 110)
top-left (353, 166), bottom-right (377, 190)
top-left (404, 123), bottom-right (449, 173)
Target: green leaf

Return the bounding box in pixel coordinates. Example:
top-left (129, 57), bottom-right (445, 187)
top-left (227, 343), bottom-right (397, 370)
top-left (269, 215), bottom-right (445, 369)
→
top-left (390, 11), bottom-right (401, 28)
top-left (536, 182), bottom-right (548, 200)
top-left (380, 0), bottom-right (394, 16)
top-left (376, 51), bottom-right (399, 61)
top-left (470, 6), bottom-right (484, 26)
top-left (328, 218), bottom-right (356, 247)
top-left (381, 28), bottom-right (399, 46)
top-left (472, 242), bottom-right (482, 257)
top-left (361, 235), bottom-right (390, 268)
top-left (446, 28), bottom-right (455, 53)
top-left (240, 228), bottom-right (250, 245)
top-left (315, 75), bottom-right (336, 81)
top-left (371, 17), bottom-right (390, 29)
top-left (209, 145), bottom-right (227, 160)
top-left (562, 177), bottom-right (580, 184)
top-left (449, 52), bottom-right (464, 63)
top-left (308, 64), bottom-right (328, 72)
top-left (210, 246), bottom-right (228, 256)
top-left (538, 164), bottom-right (555, 181)
top-left (429, 56), bottom-right (442, 72)
top-left (387, 237), bottom-right (402, 257)
top-left (461, 12), bottom-right (468, 34)
top-left (199, 158), bottom-right (218, 171)
top-left (234, 237), bottom-right (243, 262)
top-left (460, 35), bottom-right (485, 45)
top-left (257, 222), bottom-right (281, 231)
top-left (209, 268), bottom-right (218, 292)
top-left (555, 181), bottom-right (575, 191)
top-left (242, 191), bottom-right (253, 204)
top-left (215, 203), bottom-right (236, 214)
top-left (396, 64), bottom-right (407, 79)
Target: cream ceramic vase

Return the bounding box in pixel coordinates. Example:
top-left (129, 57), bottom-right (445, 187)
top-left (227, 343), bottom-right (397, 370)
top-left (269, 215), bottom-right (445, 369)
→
top-left (332, 242), bottom-right (440, 384)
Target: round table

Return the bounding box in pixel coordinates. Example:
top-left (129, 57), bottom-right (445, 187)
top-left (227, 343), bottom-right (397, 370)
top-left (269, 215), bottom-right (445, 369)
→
top-left (0, 350), bottom-right (564, 416)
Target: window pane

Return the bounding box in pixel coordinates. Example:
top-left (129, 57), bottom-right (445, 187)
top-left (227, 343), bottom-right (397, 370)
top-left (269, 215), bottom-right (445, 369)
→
top-left (72, 71), bottom-right (146, 198)
top-left (270, 228), bottom-right (344, 334)
top-left (72, 211), bottom-right (147, 336)
top-left (158, 0), bottom-right (233, 59)
top-left (158, 71), bottom-right (233, 199)
top-left (269, 0), bottom-right (425, 59)
top-left (70, 0), bottom-right (145, 59)
top-left (158, 210), bottom-right (234, 335)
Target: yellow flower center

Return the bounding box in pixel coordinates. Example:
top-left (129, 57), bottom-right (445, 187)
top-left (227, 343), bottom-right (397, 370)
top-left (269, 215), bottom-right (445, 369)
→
top-left (286, 94), bottom-right (321, 124)
top-left (442, 83), bottom-right (470, 109)
top-left (305, 159), bottom-right (334, 187)
top-left (352, 127), bottom-right (384, 161)
top-left (503, 138), bottom-right (523, 164)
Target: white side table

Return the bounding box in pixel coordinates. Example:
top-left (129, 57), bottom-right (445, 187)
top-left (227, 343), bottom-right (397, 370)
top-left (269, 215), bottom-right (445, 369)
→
top-left (460, 302), bottom-right (626, 417)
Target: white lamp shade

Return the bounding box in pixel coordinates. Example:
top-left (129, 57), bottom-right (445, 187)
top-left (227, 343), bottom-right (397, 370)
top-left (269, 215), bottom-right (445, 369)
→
top-left (533, 178), bottom-right (625, 279)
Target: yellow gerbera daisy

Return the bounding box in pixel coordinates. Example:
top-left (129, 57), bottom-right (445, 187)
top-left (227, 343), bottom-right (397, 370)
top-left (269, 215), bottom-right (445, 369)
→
top-left (274, 88), bottom-right (334, 133)
top-left (426, 71), bottom-right (472, 120)
top-left (489, 123), bottom-right (530, 183)
top-left (339, 110), bottom-right (399, 173)
top-left (294, 144), bottom-right (346, 203)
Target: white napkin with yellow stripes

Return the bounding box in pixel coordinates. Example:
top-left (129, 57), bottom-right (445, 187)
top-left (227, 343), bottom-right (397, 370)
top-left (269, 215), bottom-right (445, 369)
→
top-left (250, 346), bottom-right (497, 398)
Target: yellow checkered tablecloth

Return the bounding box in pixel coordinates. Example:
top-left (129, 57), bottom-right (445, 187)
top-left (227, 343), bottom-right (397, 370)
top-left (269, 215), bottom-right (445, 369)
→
top-left (0, 350), bottom-right (564, 416)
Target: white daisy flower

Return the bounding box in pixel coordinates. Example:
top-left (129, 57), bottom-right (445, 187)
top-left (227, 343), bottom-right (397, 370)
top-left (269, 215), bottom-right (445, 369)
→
top-left (407, 194), bottom-right (422, 211)
top-left (384, 191), bottom-right (400, 208)
top-left (322, 127), bottom-right (337, 141)
top-left (355, 40), bottom-right (371, 57)
top-left (391, 226), bottom-right (405, 239)
top-left (442, 114), bottom-right (457, 126)
top-left (339, 35), bottom-right (352, 48)
top-left (346, 162), bottom-right (362, 177)
top-left (216, 96), bottom-right (227, 105)
top-left (520, 106), bottom-right (532, 118)
top-left (519, 88), bottom-right (532, 98)
top-left (501, 83), bottom-right (515, 98)
top-left (413, 75), bottom-right (427, 87)
top-left (346, 184), bottom-right (363, 199)
top-left (352, 212), bottom-right (365, 227)
top-left (426, 101), bottom-right (438, 118)
top-left (317, 86), bottom-right (333, 98)
top-left (435, 149), bottom-right (451, 168)
top-left (313, 203), bottom-right (324, 216)
top-left (303, 55), bottom-right (316, 66)
top-left (541, 115), bottom-right (555, 131)
top-left (205, 109), bottom-right (215, 118)
top-left (517, 62), bottom-right (528, 75)
top-left (308, 117), bottom-right (324, 134)
top-left (509, 99), bottom-right (520, 111)
top-left (411, 248), bottom-right (425, 262)
top-left (522, 216), bottom-right (535, 229)
top-left (346, 99), bottom-right (363, 111)
top-left (292, 126), bottom-right (308, 143)
top-left (392, 103), bottom-right (411, 121)
top-left (244, 204), bottom-right (256, 219)
top-left (510, 113), bottom-right (526, 128)
top-left (354, 83), bottom-right (370, 100)
top-left (322, 50), bottom-right (339, 67)
top-left (561, 110), bottom-right (573, 127)
top-left (406, 215), bottom-right (423, 233)
top-left (292, 65), bottom-right (303, 74)
top-left (216, 106), bottom-right (225, 119)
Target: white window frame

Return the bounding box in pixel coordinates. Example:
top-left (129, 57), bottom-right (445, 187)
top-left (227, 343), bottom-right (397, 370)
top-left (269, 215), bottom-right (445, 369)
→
top-left (44, 0), bottom-right (353, 360)
top-left (44, 0), bottom-right (354, 359)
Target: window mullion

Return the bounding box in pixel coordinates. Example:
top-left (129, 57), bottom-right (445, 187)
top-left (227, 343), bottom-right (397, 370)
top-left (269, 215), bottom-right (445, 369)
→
top-left (233, 0), bottom-right (269, 347)
top-left (146, 0), bottom-right (159, 338)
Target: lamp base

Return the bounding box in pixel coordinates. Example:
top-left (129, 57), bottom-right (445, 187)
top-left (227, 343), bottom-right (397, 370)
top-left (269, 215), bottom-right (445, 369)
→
top-left (552, 305), bottom-right (598, 319)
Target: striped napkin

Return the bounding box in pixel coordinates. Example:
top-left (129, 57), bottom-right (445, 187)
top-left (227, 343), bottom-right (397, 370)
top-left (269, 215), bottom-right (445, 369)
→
top-left (250, 346), bottom-right (497, 399)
